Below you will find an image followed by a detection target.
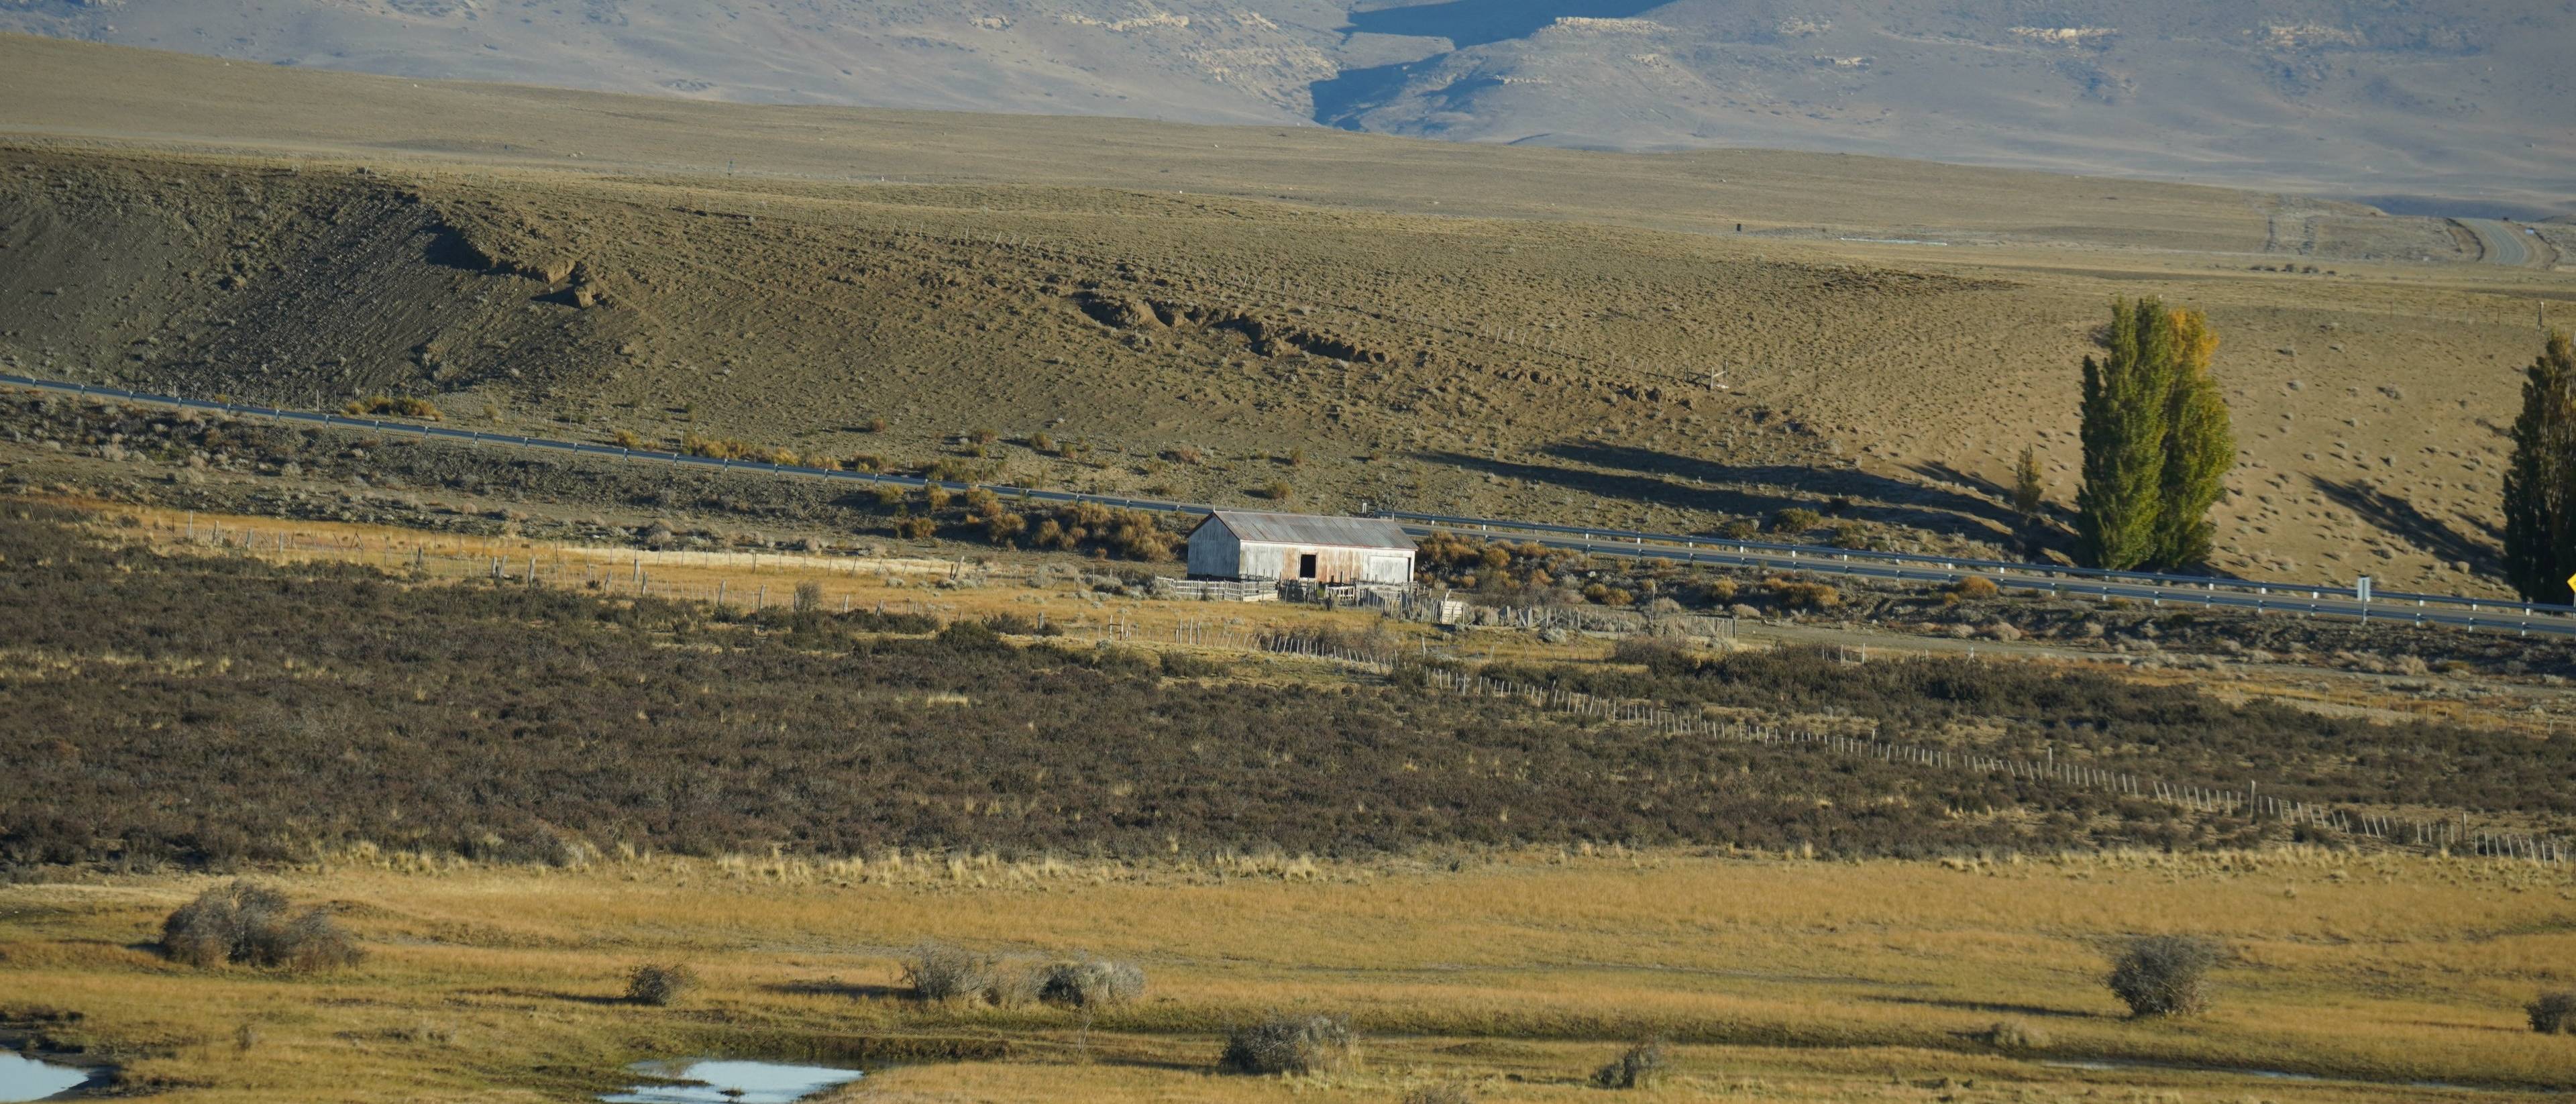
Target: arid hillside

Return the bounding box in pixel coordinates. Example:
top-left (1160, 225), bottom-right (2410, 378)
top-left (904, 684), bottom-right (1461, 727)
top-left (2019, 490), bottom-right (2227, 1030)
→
top-left (1, 36), bottom-right (2570, 596)
top-left (0, 1), bottom-right (2567, 213)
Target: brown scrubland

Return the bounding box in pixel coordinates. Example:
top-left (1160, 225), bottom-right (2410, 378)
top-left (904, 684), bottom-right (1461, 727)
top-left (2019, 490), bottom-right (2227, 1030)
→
top-left (4, 499), bottom-right (2575, 1101)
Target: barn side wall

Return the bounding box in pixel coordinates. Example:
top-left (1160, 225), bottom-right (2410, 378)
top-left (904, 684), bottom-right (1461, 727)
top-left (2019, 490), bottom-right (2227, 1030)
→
top-left (1189, 522), bottom-right (1416, 584)
top-left (1233, 541), bottom-right (1411, 584)
top-left (1185, 527), bottom-right (1242, 579)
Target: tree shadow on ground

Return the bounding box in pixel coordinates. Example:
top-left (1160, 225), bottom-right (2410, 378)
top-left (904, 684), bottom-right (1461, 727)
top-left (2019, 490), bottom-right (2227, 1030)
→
top-left (1864, 994), bottom-right (2099, 1020)
top-left (1414, 442), bottom-right (2018, 545)
top-left (2310, 476), bottom-right (2502, 574)
top-left (466, 987), bottom-right (634, 1007)
top-left (762, 979), bottom-right (909, 1000)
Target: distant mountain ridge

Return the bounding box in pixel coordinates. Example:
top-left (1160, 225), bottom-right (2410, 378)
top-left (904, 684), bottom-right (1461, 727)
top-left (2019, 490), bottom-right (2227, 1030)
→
top-left (1, 0), bottom-right (2566, 215)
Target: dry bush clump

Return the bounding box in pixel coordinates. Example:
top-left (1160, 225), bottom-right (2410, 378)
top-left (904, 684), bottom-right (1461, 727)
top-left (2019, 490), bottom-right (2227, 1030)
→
top-left (902, 942), bottom-right (996, 1002)
top-left (2106, 934), bottom-right (2222, 1017)
top-left (2528, 991), bottom-right (2576, 1034)
top-left (900, 942), bottom-right (1040, 1006)
top-left (161, 880), bottom-right (363, 972)
top-left (678, 431), bottom-right (758, 461)
top-left (1220, 1013), bottom-right (1356, 1076)
top-left (1979, 1019), bottom-right (2049, 1050)
top-left (1590, 1038), bottom-right (1667, 1089)
top-left (625, 962), bottom-right (694, 1005)
top-left (1949, 575), bottom-right (2000, 600)
top-left (1401, 1083), bottom-right (1473, 1104)
top-left (1038, 958), bottom-right (1146, 1008)
top-left (341, 396), bottom-right (442, 420)
top-left (1762, 577), bottom-right (1841, 610)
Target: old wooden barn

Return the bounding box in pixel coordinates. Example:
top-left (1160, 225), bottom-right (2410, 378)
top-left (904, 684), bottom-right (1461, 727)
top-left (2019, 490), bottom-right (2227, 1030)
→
top-left (1185, 510), bottom-right (1416, 586)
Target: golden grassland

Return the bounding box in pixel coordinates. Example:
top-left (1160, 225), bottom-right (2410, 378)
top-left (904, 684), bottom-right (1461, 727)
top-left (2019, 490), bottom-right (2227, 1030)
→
top-left (5, 848), bottom-right (2572, 1102)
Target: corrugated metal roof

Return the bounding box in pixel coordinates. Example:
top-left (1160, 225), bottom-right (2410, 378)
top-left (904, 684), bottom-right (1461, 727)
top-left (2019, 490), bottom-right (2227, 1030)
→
top-left (1194, 510), bottom-right (1416, 551)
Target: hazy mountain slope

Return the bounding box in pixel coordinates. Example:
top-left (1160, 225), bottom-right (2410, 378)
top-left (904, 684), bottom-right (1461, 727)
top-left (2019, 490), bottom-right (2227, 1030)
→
top-left (0, 0), bottom-right (2566, 213)
top-left (0, 0), bottom-right (1350, 121)
top-left (1324, 0), bottom-right (2575, 217)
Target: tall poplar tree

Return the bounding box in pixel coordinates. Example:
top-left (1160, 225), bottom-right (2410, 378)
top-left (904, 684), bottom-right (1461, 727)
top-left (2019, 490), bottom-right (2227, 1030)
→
top-left (2503, 331), bottom-right (2576, 603)
top-left (2076, 299), bottom-right (2174, 569)
top-left (2154, 307), bottom-right (2234, 568)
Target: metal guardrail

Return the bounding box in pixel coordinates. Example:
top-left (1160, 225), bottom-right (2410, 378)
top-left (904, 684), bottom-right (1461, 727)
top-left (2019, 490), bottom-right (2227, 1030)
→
top-left (1376, 509), bottom-right (2572, 620)
top-left (9, 373), bottom-right (2571, 637)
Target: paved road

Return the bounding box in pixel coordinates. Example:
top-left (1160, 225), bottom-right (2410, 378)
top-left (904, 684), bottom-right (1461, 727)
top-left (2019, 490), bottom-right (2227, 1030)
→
top-left (8, 372), bottom-right (2575, 638)
top-left (1397, 522), bottom-right (2576, 638)
top-left (2457, 218), bottom-right (2534, 267)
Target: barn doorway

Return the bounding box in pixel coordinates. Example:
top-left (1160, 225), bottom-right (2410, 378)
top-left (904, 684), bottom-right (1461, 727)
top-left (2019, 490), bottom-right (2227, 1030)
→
top-left (1298, 553), bottom-right (1318, 579)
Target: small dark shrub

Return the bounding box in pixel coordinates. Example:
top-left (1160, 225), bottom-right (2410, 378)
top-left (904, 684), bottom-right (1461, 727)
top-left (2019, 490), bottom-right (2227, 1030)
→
top-left (1038, 958), bottom-right (1146, 1008)
top-left (1590, 1039), bottom-right (1666, 1089)
top-left (1828, 522), bottom-right (1873, 550)
top-left (980, 613), bottom-right (1061, 637)
top-left (1220, 1013), bottom-right (1356, 1076)
top-left (1717, 518), bottom-right (1760, 540)
top-left (2106, 934), bottom-right (2222, 1017)
top-left (161, 881), bottom-right (362, 973)
top-left (1159, 651), bottom-right (1221, 678)
top-left (1769, 507), bottom-right (1823, 534)
top-left (2528, 990), bottom-right (2576, 1034)
top-left (1401, 1083), bottom-right (1472, 1104)
top-left (625, 963), bottom-right (694, 1006)
top-left (341, 396), bottom-right (443, 421)
top-left (1611, 635), bottom-right (1693, 674)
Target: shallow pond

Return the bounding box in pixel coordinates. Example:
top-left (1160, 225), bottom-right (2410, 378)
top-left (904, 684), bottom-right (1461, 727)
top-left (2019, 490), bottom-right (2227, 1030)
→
top-left (602, 1059), bottom-right (863, 1104)
top-left (0, 1053), bottom-right (97, 1103)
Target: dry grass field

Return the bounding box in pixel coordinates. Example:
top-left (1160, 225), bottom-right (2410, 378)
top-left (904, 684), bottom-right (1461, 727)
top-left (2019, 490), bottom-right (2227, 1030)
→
top-left (3, 36), bottom-right (2572, 596)
top-left (5, 852), bottom-right (2572, 1103)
